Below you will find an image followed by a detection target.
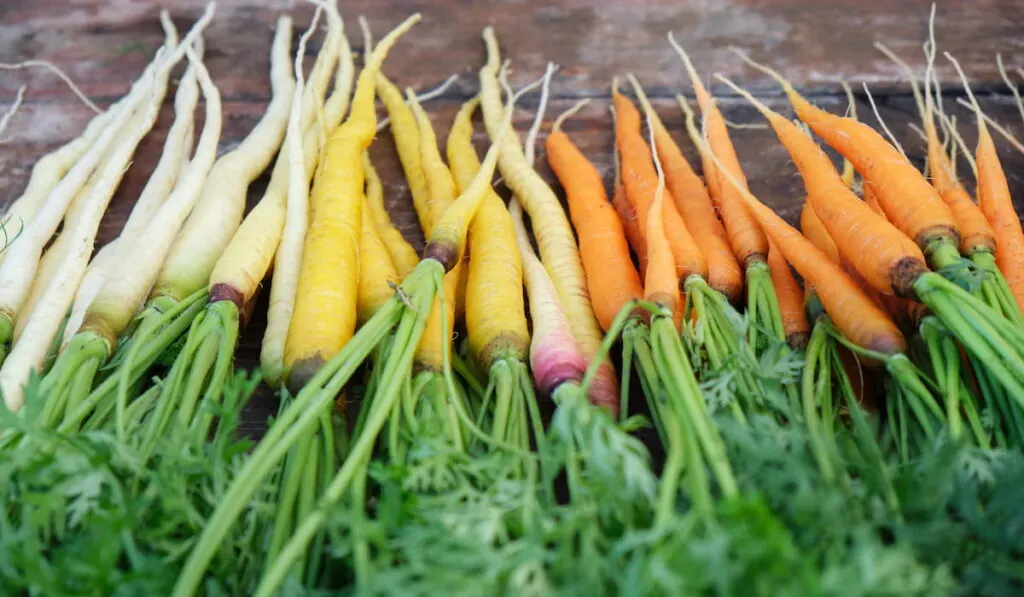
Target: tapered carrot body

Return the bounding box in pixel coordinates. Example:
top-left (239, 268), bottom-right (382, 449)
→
top-left (700, 139), bottom-right (906, 354)
top-left (926, 125), bottom-right (996, 256)
top-left (448, 101), bottom-right (529, 367)
top-left (547, 129), bottom-right (642, 331)
top-left (479, 27), bottom-right (615, 411)
top-left (358, 196), bottom-right (399, 324)
top-left (364, 150), bottom-right (418, 276)
top-left (612, 180), bottom-right (648, 276)
top-left (613, 89), bottom-right (707, 282)
top-left (767, 238), bottom-right (809, 348)
top-left (643, 171), bottom-right (680, 311)
top-left (741, 60), bottom-right (958, 250)
top-left (719, 77), bottom-right (928, 299)
top-left (406, 92), bottom-right (464, 368)
top-left (629, 75), bottom-right (742, 303)
top-left (672, 42), bottom-right (767, 266)
top-left (377, 74), bottom-right (436, 233)
top-left (800, 201), bottom-right (840, 265)
top-left (284, 15), bottom-right (420, 388)
top-left (975, 126), bottom-right (1024, 311)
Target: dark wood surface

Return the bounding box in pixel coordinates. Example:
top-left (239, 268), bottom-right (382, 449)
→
top-left (2, 0), bottom-right (1024, 435)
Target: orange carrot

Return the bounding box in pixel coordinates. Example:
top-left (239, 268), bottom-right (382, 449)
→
top-left (670, 37), bottom-right (767, 267)
top-left (693, 138), bottom-right (905, 354)
top-left (737, 52), bottom-right (959, 253)
top-left (877, 41), bottom-right (997, 258)
top-left (948, 53), bottom-right (1024, 313)
top-left (799, 202), bottom-right (840, 265)
top-left (547, 102), bottom-right (643, 332)
top-left (766, 237), bottom-right (809, 349)
top-left (718, 76), bottom-right (928, 299)
top-left (610, 149), bottom-right (648, 276)
top-left (612, 83), bottom-right (707, 282)
top-left (628, 74), bottom-right (742, 303)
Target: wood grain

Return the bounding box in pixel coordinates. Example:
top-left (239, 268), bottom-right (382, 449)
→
top-left (1, 0), bottom-right (1024, 436)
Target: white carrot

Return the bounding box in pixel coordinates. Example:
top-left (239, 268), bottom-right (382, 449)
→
top-left (150, 12), bottom-right (297, 303)
top-left (75, 49), bottom-right (221, 348)
top-left (0, 6), bottom-right (214, 353)
top-left (62, 37), bottom-right (209, 344)
top-left (0, 87), bottom-right (164, 411)
top-left (260, 3), bottom-right (348, 386)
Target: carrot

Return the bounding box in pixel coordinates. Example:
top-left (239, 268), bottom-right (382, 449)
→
top-left (0, 23), bottom-right (176, 254)
top-left (669, 36), bottom-right (767, 267)
top-left (642, 135), bottom-right (680, 312)
top-left (947, 52), bottom-right (1024, 316)
top-left (447, 96), bottom-right (529, 371)
top-left (479, 28), bottom-right (617, 413)
top-left (363, 150), bottom-right (418, 276)
top-left (610, 149), bottom-right (648, 276)
top-left (547, 100), bottom-right (643, 331)
top-left (799, 201), bottom-right (840, 265)
top-left (357, 195), bottom-right (400, 324)
top-left (610, 81), bottom-right (708, 284)
top-left (375, 74), bottom-right (434, 233)
top-left (735, 51), bottom-right (960, 260)
top-left (613, 81), bottom-right (707, 284)
top-left (702, 146), bottom-right (905, 355)
top-left (876, 42), bottom-right (996, 261)
top-left (628, 74), bottom-right (742, 304)
top-left (0, 11), bottom-right (215, 372)
top-left (283, 14), bottom-right (420, 390)
top-left (767, 238), bottom-right (809, 349)
top-left (406, 89), bottom-right (464, 376)
top-left (717, 75), bottom-right (928, 299)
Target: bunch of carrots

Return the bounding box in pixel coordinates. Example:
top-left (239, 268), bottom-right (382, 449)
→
top-left (4, 1), bottom-right (1024, 595)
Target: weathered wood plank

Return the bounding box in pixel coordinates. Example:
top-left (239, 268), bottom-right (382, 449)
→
top-left (2, 0), bottom-right (1023, 103)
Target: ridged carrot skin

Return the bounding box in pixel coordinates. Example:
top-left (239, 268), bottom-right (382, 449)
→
top-left (629, 75), bottom-right (742, 304)
top-left (377, 74), bottom-right (435, 233)
top-left (771, 82), bottom-right (959, 251)
top-left (975, 126), bottom-right (1024, 312)
top-left (284, 14), bottom-right (420, 388)
top-left (926, 123), bottom-right (996, 256)
top-left (447, 98), bottom-right (529, 368)
top-left (479, 27), bottom-right (616, 411)
top-left (363, 151), bottom-right (418, 277)
top-left (672, 42), bottom-right (768, 267)
top-left (767, 238), bottom-right (810, 349)
top-left (613, 89), bottom-right (707, 282)
top-left (611, 181), bottom-right (648, 277)
top-left (720, 81), bottom-right (928, 299)
top-left (547, 129), bottom-right (643, 332)
top-left (357, 195), bottom-right (400, 324)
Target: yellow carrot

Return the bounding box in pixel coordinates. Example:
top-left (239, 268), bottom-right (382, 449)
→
top-left (284, 14), bottom-right (420, 390)
top-left (478, 27), bottom-right (616, 411)
top-left (447, 97), bottom-right (529, 367)
top-left (363, 150), bottom-right (418, 276)
top-left (357, 195), bottom-right (400, 323)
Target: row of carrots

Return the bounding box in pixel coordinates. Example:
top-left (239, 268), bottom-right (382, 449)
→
top-left (4, 1), bottom-right (1024, 593)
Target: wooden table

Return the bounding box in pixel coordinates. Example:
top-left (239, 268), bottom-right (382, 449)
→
top-left (2, 0), bottom-right (1024, 436)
